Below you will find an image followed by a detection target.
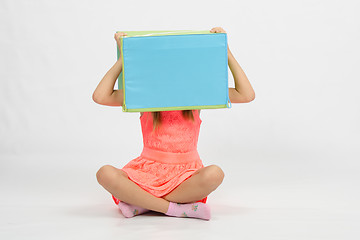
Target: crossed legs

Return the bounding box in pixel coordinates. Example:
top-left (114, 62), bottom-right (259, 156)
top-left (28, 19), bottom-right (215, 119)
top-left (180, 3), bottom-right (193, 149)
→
top-left (96, 164), bottom-right (225, 214)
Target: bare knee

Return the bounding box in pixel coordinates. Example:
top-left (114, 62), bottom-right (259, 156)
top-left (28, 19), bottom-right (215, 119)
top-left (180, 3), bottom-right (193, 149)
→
top-left (96, 165), bottom-right (119, 186)
top-left (201, 165), bottom-right (225, 189)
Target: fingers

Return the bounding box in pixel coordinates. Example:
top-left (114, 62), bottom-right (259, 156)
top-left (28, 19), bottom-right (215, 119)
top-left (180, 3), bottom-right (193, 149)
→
top-left (210, 27), bottom-right (226, 33)
top-left (114, 32), bottom-right (127, 40)
top-left (117, 32), bottom-right (127, 37)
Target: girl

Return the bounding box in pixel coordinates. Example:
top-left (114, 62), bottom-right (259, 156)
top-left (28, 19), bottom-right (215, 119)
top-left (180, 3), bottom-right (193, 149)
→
top-left (92, 27), bottom-right (255, 220)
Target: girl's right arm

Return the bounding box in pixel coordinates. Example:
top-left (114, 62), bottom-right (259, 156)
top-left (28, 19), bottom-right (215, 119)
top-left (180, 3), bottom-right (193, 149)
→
top-left (92, 59), bottom-right (123, 106)
top-left (92, 32), bottom-right (127, 106)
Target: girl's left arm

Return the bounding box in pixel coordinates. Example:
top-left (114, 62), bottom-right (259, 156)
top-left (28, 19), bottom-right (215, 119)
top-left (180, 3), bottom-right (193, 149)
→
top-left (228, 46), bottom-right (255, 103)
top-left (211, 27), bottom-right (255, 103)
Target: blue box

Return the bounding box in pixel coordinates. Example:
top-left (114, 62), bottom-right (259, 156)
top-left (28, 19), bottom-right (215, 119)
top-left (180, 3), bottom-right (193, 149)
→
top-left (117, 30), bottom-right (232, 112)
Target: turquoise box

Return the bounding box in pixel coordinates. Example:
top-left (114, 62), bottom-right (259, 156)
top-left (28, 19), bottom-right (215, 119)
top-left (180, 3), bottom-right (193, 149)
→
top-left (117, 30), bottom-right (232, 112)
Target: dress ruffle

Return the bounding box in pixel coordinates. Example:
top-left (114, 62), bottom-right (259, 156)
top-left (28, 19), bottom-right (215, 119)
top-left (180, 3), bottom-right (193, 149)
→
top-left (121, 154), bottom-right (204, 198)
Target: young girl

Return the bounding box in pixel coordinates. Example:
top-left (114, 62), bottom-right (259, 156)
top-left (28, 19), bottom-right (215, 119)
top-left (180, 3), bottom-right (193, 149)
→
top-left (93, 27), bottom-right (255, 221)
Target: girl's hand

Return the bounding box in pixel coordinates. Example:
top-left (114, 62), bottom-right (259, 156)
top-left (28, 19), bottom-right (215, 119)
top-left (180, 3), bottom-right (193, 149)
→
top-left (210, 27), bottom-right (229, 51)
top-left (210, 27), bottom-right (226, 34)
top-left (114, 32), bottom-right (127, 49)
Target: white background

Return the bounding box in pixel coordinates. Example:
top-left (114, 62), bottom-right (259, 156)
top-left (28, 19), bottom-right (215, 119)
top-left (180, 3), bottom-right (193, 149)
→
top-left (1, 0), bottom-right (359, 239)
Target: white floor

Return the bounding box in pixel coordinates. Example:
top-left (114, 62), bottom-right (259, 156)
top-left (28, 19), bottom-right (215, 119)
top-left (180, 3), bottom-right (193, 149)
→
top-left (1, 152), bottom-right (359, 240)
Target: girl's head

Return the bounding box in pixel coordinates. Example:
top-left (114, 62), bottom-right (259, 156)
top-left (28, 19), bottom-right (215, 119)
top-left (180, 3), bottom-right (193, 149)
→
top-left (152, 110), bottom-right (194, 131)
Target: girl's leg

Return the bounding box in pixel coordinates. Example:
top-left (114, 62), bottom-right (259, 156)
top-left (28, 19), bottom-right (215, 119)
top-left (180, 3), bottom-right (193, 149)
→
top-left (162, 165), bottom-right (225, 203)
top-left (96, 165), bottom-right (170, 213)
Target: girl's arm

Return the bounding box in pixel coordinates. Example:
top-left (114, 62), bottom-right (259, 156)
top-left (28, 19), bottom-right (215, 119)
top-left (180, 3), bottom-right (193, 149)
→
top-left (92, 32), bottom-right (127, 106)
top-left (210, 27), bottom-right (255, 103)
top-left (92, 59), bottom-right (123, 106)
top-left (228, 46), bottom-right (255, 103)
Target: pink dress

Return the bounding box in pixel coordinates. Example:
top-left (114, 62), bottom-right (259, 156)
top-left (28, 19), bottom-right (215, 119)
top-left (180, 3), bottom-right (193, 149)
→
top-left (112, 109), bottom-right (207, 204)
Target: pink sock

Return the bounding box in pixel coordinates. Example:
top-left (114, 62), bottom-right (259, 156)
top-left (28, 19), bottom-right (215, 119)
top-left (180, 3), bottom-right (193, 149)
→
top-left (117, 201), bottom-right (150, 218)
top-left (165, 202), bottom-right (211, 220)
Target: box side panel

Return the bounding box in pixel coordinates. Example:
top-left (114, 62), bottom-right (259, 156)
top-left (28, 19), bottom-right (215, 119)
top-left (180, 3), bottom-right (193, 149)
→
top-left (117, 30), bottom-right (212, 38)
top-left (117, 45), bottom-right (123, 90)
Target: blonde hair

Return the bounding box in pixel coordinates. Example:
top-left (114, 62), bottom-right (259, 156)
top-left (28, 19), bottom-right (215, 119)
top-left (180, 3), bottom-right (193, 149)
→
top-left (152, 110), bottom-right (194, 131)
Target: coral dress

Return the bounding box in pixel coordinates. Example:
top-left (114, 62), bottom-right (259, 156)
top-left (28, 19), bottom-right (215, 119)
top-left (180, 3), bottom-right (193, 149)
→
top-left (112, 109), bottom-right (207, 204)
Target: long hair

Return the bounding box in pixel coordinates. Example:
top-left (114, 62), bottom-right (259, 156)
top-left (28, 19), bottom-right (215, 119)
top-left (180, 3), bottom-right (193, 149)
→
top-left (152, 110), bottom-right (194, 131)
